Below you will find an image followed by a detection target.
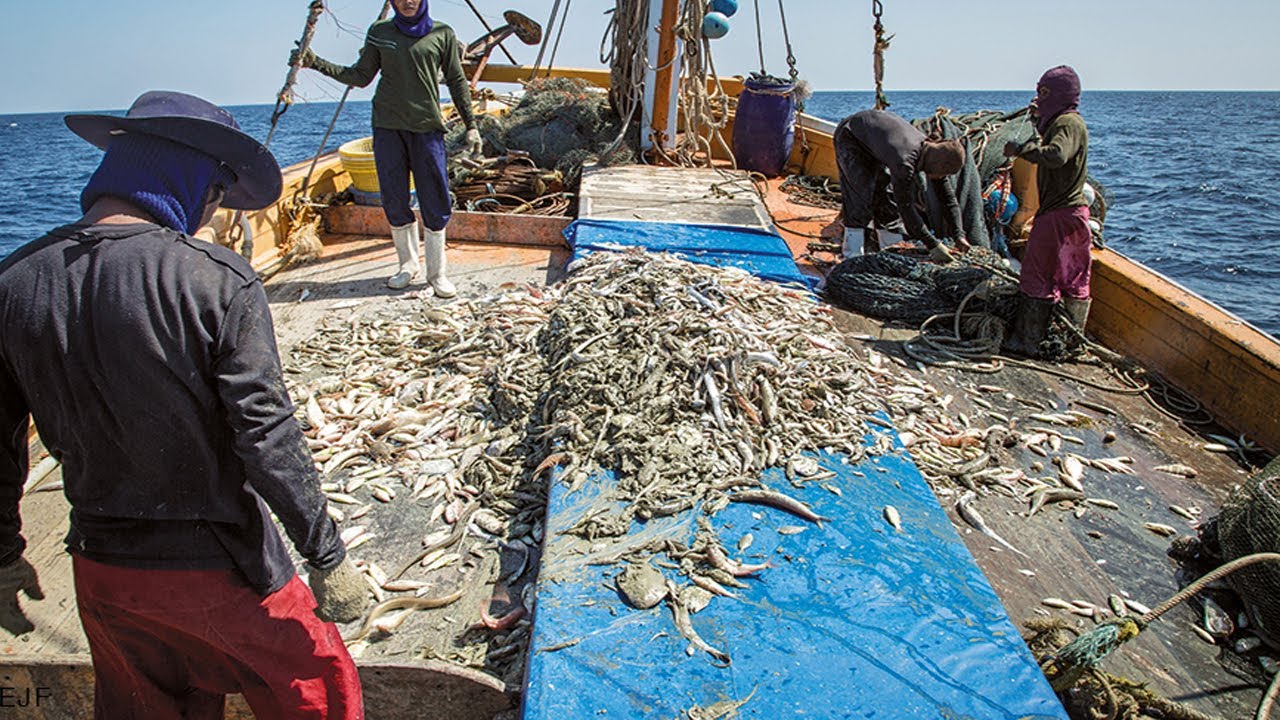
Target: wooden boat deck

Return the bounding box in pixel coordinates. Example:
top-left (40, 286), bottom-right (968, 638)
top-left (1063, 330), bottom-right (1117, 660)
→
top-left (4, 178), bottom-right (1271, 718)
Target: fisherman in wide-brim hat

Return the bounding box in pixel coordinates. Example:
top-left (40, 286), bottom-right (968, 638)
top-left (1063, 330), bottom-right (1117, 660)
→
top-left (0, 90), bottom-right (369, 719)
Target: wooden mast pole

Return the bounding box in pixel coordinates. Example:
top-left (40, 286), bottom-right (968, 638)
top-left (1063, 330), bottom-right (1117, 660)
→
top-left (643, 0), bottom-right (681, 158)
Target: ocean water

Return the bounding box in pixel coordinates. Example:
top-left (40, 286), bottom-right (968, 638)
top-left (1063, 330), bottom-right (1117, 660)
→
top-left (2, 91), bottom-right (1278, 335)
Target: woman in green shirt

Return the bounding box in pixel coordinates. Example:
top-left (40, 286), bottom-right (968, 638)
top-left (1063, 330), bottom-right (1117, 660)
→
top-left (297, 0), bottom-right (480, 296)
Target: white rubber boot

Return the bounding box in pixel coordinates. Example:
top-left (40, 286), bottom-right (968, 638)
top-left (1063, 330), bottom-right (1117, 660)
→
top-left (386, 221), bottom-right (421, 290)
top-left (842, 227), bottom-right (863, 257)
top-left (423, 227), bottom-right (457, 298)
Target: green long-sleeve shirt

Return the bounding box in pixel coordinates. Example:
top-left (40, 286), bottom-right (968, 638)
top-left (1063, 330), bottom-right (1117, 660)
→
top-left (311, 20), bottom-right (475, 134)
top-left (1017, 112), bottom-right (1088, 216)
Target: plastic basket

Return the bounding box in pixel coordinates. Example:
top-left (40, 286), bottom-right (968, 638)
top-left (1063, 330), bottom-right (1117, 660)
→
top-left (338, 137), bottom-right (414, 194)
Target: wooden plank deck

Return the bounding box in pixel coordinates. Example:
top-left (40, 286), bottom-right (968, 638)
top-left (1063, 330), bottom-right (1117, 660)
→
top-left (578, 164), bottom-right (772, 228)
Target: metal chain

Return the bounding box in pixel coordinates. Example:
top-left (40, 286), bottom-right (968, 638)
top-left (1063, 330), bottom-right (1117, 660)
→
top-left (777, 0), bottom-right (798, 84)
top-left (872, 0), bottom-right (892, 110)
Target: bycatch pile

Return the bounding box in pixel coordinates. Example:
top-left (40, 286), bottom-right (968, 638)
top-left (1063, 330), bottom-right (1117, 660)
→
top-left (281, 247), bottom-right (1229, 681)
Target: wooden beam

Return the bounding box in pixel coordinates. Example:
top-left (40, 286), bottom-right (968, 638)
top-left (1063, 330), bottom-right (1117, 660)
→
top-left (464, 63), bottom-right (745, 98)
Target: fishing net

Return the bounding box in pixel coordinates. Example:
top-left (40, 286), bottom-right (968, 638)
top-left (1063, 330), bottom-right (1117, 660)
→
top-left (823, 251), bottom-right (1002, 324)
top-left (445, 77), bottom-right (640, 190)
top-left (1214, 455), bottom-right (1280, 648)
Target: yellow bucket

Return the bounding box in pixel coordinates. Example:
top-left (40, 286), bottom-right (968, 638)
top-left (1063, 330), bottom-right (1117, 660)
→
top-left (338, 137), bottom-right (413, 194)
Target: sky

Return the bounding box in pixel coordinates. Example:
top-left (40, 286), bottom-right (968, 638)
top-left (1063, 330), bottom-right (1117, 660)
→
top-left (1, 0), bottom-right (1277, 114)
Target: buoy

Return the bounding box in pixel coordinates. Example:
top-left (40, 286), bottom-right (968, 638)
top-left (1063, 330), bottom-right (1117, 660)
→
top-left (702, 11), bottom-right (730, 39)
top-left (984, 189), bottom-right (1019, 225)
top-left (710, 0), bottom-right (739, 17)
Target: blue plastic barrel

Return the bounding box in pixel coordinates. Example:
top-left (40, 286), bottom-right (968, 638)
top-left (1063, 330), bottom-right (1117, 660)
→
top-left (732, 76), bottom-right (796, 177)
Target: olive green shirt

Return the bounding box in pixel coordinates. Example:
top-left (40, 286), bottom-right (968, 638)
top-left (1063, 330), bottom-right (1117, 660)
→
top-left (1017, 112), bottom-right (1088, 216)
top-left (311, 20), bottom-right (475, 134)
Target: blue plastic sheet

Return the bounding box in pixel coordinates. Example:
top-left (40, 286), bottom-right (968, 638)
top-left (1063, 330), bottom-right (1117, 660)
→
top-left (565, 218), bottom-right (811, 288)
top-left (523, 436), bottom-right (1068, 719)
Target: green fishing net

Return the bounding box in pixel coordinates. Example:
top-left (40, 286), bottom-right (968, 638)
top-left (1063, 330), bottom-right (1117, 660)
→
top-left (1215, 455), bottom-right (1280, 648)
top-left (446, 77), bottom-right (640, 189)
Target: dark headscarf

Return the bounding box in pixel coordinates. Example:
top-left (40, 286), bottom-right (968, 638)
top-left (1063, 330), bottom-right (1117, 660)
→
top-left (1035, 65), bottom-right (1081, 135)
top-left (80, 134), bottom-right (234, 235)
top-left (919, 139), bottom-right (966, 177)
top-left (393, 1), bottom-right (433, 38)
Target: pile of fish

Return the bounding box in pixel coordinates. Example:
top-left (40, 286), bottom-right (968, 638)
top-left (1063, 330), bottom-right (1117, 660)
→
top-left (281, 246), bottom-right (1244, 679)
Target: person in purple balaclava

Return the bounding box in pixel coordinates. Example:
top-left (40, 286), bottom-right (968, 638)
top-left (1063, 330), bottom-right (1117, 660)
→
top-left (1001, 65), bottom-right (1091, 357)
top-left (295, 0), bottom-right (482, 297)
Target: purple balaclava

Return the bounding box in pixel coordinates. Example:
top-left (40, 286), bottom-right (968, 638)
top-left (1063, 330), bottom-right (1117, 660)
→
top-left (80, 134), bottom-right (234, 235)
top-left (1035, 65), bottom-right (1081, 135)
top-left (393, 1), bottom-right (433, 38)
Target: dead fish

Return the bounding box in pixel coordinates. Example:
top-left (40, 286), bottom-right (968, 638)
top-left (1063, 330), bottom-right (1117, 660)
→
top-left (1144, 522), bottom-right (1178, 537)
top-left (1085, 498), bottom-right (1120, 510)
top-left (1169, 505), bottom-right (1199, 521)
top-left (883, 505), bottom-right (902, 532)
top-left (730, 489), bottom-right (829, 524)
top-left (1191, 625), bottom-right (1217, 645)
top-left (955, 491), bottom-right (1027, 557)
top-left (737, 533), bottom-right (754, 552)
top-left (617, 561), bottom-right (669, 609)
top-left (1108, 595), bottom-right (1127, 617)
top-left (668, 582), bottom-right (730, 665)
top-left (1123, 598), bottom-right (1152, 616)
top-left (777, 525), bottom-right (808, 536)
top-left (1057, 455), bottom-right (1086, 492)
top-left (1153, 463), bottom-right (1198, 478)
top-left (687, 687), bottom-right (757, 720)
top-left (1203, 597), bottom-right (1234, 636)
top-left (1042, 597), bottom-right (1074, 610)
top-left (1028, 488), bottom-right (1085, 516)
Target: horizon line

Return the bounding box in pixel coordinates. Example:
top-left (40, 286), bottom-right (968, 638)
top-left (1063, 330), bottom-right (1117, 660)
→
top-left (3, 87), bottom-right (1277, 117)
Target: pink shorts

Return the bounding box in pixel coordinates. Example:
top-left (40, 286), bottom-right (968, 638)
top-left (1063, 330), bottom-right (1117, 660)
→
top-left (73, 555), bottom-right (363, 720)
top-left (1019, 205), bottom-right (1093, 301)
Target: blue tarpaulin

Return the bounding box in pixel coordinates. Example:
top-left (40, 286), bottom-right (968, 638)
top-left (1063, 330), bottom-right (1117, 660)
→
top-left (522, 444), bottom-right (1068, 719)
top-left (565, 218), bottom-right (811, 288)
top-left (525, 218), bottom-right (1067, 718)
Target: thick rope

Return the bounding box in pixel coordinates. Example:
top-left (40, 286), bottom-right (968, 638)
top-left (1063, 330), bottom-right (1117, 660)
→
top-left (1259, 670), bottom-right (1280, 720)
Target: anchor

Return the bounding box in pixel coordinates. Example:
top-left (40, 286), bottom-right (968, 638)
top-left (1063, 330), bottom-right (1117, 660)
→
top-left (464, 10), bottom-right (543, 89)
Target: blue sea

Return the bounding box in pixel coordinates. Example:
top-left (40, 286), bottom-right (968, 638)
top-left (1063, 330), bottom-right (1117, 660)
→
top-left (2, 91), bottom-right (1278, 335)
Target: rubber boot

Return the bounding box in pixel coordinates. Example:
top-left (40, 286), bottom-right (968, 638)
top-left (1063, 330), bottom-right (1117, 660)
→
top-left (386, 221), bottom-right (420, 290)
top-left (423, 227), bottom-right (457, 298)
top-left (842, 227), bottom-right (863, 257)
top-left (1002, 296), bottom-right (1055, 357)
top-left (1062, 297), bottom-right (1092, 354)
top-left (863, 227), bottom-right (881, 255)
top-left (1062, 297), bottom-right (1091, 332)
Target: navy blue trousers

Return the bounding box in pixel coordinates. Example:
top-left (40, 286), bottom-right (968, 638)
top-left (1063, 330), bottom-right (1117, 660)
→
top-left (372, 128), bottom-right (451, 230)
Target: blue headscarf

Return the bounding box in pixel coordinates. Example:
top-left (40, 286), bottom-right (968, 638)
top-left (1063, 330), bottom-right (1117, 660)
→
top-left (393, 1), bottom-right (433, 38)
top-left (80, 134), bottom-right (234, 235)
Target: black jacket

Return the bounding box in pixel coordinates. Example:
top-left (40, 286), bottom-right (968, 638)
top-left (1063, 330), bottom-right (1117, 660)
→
top-left (836, 109), bottom-right (964, 241)
top-left (0, 223), bottom-right (343, 594)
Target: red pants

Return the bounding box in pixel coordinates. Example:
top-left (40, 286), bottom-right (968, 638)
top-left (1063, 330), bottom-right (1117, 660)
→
top-left (73, 555), bottom-right (363, 720)
top-left (1019, 205), bottom-right (1093, 301)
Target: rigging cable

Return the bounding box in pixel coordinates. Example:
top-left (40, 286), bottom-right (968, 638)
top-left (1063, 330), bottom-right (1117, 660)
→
top-left (752, 0), bottom-right (766, 74)
top-left (461, 0), bottom-right (518, 64)
top-left (528, 0), bottom-right (563, 80)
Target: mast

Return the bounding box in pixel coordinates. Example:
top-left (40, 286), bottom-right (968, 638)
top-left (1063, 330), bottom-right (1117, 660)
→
top-left (640, 0), bottom-right (680, 157)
